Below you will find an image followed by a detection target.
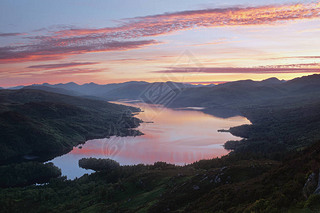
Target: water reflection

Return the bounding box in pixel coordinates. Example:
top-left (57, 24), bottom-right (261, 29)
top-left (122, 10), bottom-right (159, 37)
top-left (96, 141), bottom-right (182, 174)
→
top-left (50, 102), bottom-right (250, 179)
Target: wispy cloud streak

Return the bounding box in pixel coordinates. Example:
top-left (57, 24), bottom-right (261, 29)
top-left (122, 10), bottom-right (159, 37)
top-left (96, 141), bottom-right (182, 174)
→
top-left (0, 40), bottom-right (158, 63)
top-left (45, 68), bottom-right (105, 75)
top-left (27, 62), bottom-right (99, 70)
top-left (154, 65), bottom-right (320, 74)
top-left (55, 2), bottom-right (320, 39)
top-left (0, 33), bottom-right (25, 37)
top-left (1, 2), bottom-right (320, 63)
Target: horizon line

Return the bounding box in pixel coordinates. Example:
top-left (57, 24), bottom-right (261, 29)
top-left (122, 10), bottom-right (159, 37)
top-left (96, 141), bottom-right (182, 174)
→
top-left (3, 73), bottom-right (320, 89)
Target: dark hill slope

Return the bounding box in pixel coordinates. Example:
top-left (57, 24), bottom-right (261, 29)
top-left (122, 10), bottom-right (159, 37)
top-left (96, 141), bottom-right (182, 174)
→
top-left (23, 85), bottom-right (81, 97)
top-left (0, 89), bottom-right (141, 163)
top-left (24, 81), bottom-right (195, 101)
top-left (169, 74), bottom-right (320, 112)
top-left (169, 79), bottom-right (285, 108)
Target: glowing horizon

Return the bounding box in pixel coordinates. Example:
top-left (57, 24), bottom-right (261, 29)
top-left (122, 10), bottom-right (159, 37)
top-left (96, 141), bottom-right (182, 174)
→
top-left (1, 0), bottom-right (320, 87)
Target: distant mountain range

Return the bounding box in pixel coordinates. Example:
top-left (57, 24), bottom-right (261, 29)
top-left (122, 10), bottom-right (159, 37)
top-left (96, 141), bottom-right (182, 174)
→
top-left (7, 81), bottom-right (212, 101)
top-left (4, 75), bottom-right (320, 116)
top-left (7, 85), bottom-right (25, 90)
top-left (169, 74), bottom-right (320, 110)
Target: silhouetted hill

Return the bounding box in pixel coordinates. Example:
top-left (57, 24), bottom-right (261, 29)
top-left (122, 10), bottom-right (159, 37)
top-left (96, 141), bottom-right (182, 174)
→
top-left (5, 74), bottom-right (320, 115)
top-left (22, 81), bottom-right (195, 101)
top-left (49, 82), bottom-right (117, 96)
top-left (260, 77), bottom-right (282, 85)
top-left (23, 85), bottom-right (81, 97)
top-left (0, 89), bottom-right (141, 163)
top-left (36, 81), bottom-right (152, 98)
top-left (101, 81), bottom-right (150, 100)
top-left (286, 74), bottom-right (320, 85)
top-left (169, 79), bottom-right (286, 110)
top-left (284, 74), bottom-right (320, 94)
top-left (102, 81), bottom-right (192, 101)
top-left (7, 85), bottom-right (24, 90)
top-left (169, 74), bottom-right (320, 110)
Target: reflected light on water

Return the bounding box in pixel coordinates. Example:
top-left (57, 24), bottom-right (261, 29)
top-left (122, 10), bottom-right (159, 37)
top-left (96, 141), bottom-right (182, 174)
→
top-left (50, 102), bottom-right (250, 179)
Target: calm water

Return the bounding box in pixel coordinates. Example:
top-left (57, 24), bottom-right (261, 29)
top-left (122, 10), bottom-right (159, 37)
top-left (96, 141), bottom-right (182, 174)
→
top-left (50, 102), bottom-right (250, 179)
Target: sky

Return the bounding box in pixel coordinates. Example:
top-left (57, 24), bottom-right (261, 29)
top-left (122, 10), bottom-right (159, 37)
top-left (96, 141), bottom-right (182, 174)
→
top-left (1, 0), bottom-right (320, 87)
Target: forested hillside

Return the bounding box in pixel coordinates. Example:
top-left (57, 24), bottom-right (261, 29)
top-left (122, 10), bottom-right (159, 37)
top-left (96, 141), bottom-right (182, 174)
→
top-left (0, 89), bottom-right (141, 163)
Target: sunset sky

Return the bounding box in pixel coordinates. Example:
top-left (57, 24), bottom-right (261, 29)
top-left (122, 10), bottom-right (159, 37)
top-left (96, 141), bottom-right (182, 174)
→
top-left (1, 0), bottom-right (320, 87)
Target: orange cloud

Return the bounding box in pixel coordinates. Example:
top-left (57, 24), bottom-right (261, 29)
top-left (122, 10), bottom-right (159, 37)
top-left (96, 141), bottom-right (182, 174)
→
top-left (54, 2), bottom-right (320, 39)
top-left (154, 64), bottom-right (320, 74)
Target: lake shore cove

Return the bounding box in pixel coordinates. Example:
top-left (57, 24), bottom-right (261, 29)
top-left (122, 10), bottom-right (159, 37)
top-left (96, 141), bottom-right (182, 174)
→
top-left (49, 101), bottom-right (248, 179)
top-left (0, 89), bottom-right (142, 164)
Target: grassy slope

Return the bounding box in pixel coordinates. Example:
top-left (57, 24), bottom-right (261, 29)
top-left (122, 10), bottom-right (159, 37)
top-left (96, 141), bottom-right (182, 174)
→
top-left (0, 89), bottom-right (142, 163)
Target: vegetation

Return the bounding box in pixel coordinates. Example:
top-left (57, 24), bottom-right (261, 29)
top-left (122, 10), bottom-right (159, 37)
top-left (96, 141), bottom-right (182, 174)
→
top-left (170, 74), bottom-right (320, 117)
top-left (0, 162), bottom-right (61, 188)
top-left (226, 99), bottom-right (320, 158)
top-left (0, 142), bottom-right (320, 212)
top-left (0, 89), bottom-right (142, 163)
top-left (172, 74), bottom-right (320, 156)
top-left (1, 75), bottom-right (320, 212)
top-left (79, 158), bottom-right (120, 172)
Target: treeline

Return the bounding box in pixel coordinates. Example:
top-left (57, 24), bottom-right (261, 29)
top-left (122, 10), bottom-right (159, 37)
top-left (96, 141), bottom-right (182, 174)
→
top-left (0, 162), bottom-right (61, 188)
top-left (224, 100), bottom-right (320, 159)
top-left (79, 158), bottom-right (120, 171)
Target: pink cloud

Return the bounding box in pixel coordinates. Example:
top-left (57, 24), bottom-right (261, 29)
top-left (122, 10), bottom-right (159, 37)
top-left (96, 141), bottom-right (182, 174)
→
top-left (17, 68), bottom-right (106, 76)
top-left (44, 68), bottom-right (106, 75)
top-left (27, 62), bottom-right (99, 70)
top-left (54, 2), bottom-right (320, 39)
top-left (154, 65), bottom-right (320, 74)
top-left (0, 32), bottom-right (25, 37)
top-left (0, 40), bottom-right (159, 63)
top-left (1, 2), bottom-right (320, 64)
